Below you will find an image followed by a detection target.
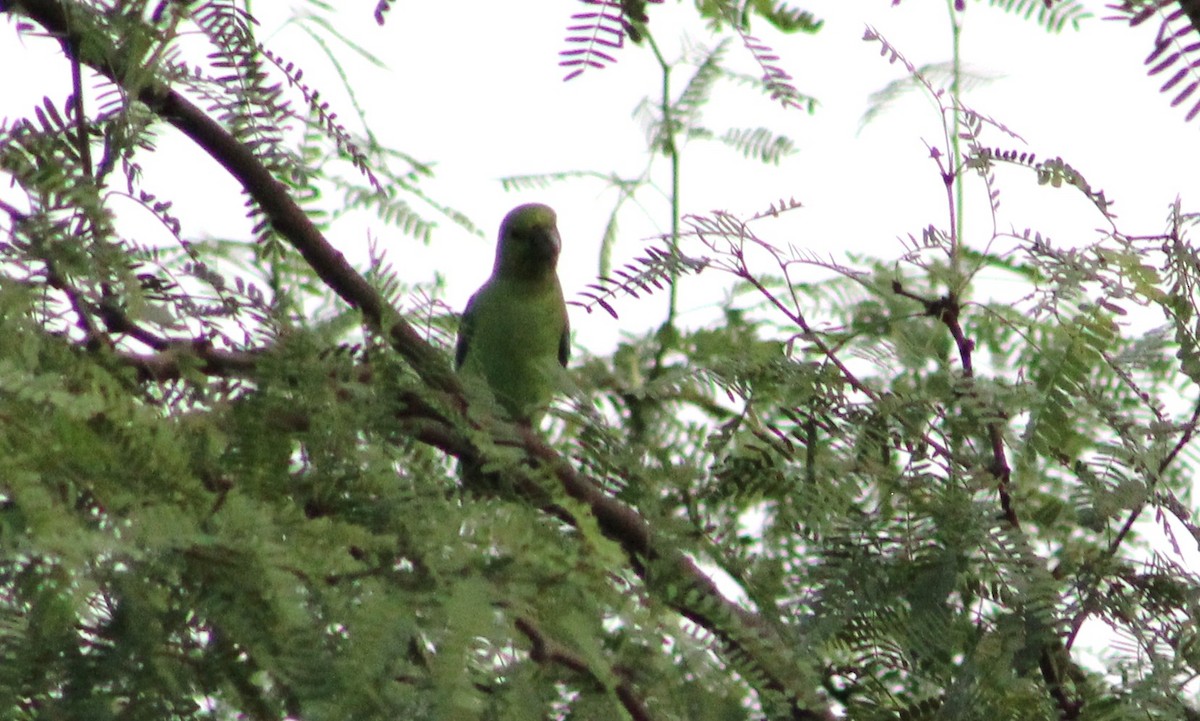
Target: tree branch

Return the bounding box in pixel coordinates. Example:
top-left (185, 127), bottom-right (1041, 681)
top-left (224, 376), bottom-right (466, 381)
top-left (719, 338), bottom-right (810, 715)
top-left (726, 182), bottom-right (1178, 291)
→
top-left (919, 287), bottom-right (1080, 720)
top-left (515, 616), bottom-right (654, 721)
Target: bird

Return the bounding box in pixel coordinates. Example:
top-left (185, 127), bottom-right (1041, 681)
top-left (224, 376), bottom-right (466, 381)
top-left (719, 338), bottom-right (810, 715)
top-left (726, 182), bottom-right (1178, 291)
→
top-left (455, 203), bottom-right (570, 426)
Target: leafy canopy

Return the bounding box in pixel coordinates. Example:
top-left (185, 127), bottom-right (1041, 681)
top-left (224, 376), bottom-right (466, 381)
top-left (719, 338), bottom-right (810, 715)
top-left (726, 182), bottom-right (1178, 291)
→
top-left (1, 1), bottom-right (1200, 720)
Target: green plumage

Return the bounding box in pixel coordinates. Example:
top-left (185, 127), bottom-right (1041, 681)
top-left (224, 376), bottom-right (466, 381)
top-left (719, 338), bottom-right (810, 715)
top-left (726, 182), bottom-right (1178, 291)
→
top-left (455, 203), bottom-right (570, 424)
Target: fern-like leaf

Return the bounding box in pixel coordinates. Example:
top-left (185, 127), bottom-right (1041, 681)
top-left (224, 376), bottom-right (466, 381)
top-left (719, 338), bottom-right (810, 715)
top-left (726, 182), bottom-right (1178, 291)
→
top-left (749, 196), bottom-right (804, 220)
top-left (719, 127), bottom-right (796, 164)
top-left (499, 169), bottom-right (620, 193)
top-left (745, 0), bottom-right (823, 34)
top-left (259, 47), bottom-right (383, 193)
top-left (673, 40), bottom-right (731, 131)
top-left (1109, 0), bottom-right (1200, 121)
top-left (571, 245), bottom-right (709, 318)
top-left (980, 0), bottom-right (1091, 32)
top-left (735, 28), bottom-right (808, 110)
top-left (861, 61), bottom-right (1000, 130)
top-left (560, 0), bottom-right (663, 80)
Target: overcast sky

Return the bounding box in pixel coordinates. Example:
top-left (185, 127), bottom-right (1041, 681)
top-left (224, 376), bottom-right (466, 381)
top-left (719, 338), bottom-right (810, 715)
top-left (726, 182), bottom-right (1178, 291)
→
top-left (3, 2), bottom-right (1196, 333)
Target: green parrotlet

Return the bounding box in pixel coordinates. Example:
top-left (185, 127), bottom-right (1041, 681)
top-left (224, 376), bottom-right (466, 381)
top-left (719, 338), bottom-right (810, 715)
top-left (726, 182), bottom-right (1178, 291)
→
top-left (455, 203), bottom-right (570, 425)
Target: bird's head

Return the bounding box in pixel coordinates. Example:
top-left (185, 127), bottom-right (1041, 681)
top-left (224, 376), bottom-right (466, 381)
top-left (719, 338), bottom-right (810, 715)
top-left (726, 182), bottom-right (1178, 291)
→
top-left (494, 203), bottom-right (561, 279)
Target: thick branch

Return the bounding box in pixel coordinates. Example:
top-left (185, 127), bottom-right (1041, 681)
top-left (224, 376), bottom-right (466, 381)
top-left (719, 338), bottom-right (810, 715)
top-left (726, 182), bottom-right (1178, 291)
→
top-left (115, 344), bottom-right (263, 380)
top-left (515, 616), bottom-right (653, 721)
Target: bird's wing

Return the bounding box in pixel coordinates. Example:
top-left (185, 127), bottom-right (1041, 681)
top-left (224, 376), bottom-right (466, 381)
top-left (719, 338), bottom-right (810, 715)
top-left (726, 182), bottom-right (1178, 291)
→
top-left (558, 312), bottom-right (571, 367)
top-left (455, 291), bottom-right (479, 369)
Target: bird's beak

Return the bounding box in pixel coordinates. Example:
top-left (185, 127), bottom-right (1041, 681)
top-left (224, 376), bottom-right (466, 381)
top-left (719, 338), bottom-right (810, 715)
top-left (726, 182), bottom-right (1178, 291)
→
top-left (537, 227), bottom-right (562, 261)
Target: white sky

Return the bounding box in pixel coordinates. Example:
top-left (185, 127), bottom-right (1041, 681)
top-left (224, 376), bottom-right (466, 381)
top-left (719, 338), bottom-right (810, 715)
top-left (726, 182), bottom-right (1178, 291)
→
top-left (4, 0), bottom-right (1200, 667)
top-left (285, 1), bottom-right (1196, 347)
top-left (4, 2), bottom-right (1196, 333)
